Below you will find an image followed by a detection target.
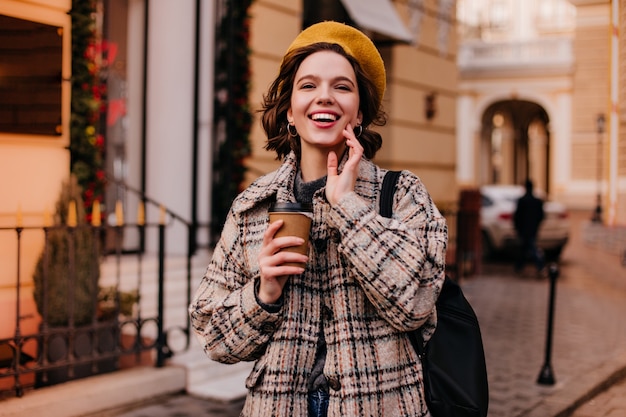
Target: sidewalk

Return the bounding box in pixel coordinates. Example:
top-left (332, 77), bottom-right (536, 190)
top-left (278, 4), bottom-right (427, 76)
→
top-left (463, 210), bottom-right (626, 417)
top-left (2, 211), bottom-right (625, 417)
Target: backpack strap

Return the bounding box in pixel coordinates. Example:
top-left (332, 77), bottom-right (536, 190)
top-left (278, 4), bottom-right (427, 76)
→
top-left (379, 170), bottom-right (401, 218)
top-left (379, 170), bottom-right (427, 356)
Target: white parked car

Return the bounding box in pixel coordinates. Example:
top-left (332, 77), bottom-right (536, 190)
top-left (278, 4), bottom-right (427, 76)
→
top-left (480, 185), bottom-right (570, 260)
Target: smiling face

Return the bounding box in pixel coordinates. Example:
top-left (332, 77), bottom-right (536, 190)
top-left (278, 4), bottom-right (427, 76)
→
top-left (287, 50), bottom-right (362, 158)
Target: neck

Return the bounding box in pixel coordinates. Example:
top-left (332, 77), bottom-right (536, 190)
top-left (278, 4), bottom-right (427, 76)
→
top-left (299, 143), bottom-right (346, 182)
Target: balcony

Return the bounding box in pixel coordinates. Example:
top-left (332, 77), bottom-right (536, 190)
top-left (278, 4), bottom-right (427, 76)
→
top-left (458, 37), bottom-right (574, 77)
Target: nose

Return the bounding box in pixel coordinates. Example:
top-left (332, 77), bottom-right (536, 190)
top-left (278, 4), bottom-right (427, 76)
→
top-left (316, 85), bottom-right (334, 104)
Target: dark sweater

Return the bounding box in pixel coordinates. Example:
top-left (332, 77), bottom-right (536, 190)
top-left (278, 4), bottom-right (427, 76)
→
top-left (294, 173), bottom-right (329, 392)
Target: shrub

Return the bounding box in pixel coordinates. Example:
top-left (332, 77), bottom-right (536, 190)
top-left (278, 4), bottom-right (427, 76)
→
top-left (33, 175), bottom-right (100, 327)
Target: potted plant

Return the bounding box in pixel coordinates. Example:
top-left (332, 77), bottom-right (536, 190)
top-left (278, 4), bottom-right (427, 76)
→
top-left (32, 175), bottom-right (115, 387)
top-left (33, 176), bottom-right (99, 327)
top-left (97, 286), bottom-right (138, 321)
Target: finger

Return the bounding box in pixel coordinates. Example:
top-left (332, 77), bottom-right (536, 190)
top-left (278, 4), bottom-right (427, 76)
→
top-left (265, 257), bottom-right (307, 275)
top-left (260, 257), bottom-right (307, 275)
top-left (343, 123), bottom-right (355, 144)
top-left (272, 236), bottom-right (305, 251)
top-left (327, 151), bottom-right (338, 178)
top-left (272, 266), bottom-right (306, 276)
top-left (343, 124), bottom-right (363, 157)
top-left (263, 219), bottom-right (283, 245)
top-left (346, 141), bottom-right (363, 165)
top-left (271, 251), bottom-right (308, 269)
top-left (343, 141), bottom-right (363, 174)
top-left (259, 252), bottom-right (307, 279)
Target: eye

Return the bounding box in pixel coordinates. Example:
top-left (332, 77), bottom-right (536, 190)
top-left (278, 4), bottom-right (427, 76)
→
top-left (299, 82), bottom-right (315, 90)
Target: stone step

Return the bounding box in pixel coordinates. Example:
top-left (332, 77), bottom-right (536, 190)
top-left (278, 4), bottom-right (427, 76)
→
top-left (100, 252), bottom-right (210, 289)
top-left (0, 366), bottom-right (187, 417)
top-left (186, 367), bottom-right (250, 402)
top-left (170, 340), bottom-right (252, 402)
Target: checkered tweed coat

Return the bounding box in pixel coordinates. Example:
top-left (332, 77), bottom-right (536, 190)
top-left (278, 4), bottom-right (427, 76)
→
top-left (190, 152), bottom-right (447, 417)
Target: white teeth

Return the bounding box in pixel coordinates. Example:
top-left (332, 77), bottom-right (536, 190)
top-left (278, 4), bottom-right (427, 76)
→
top-left (311, 113), bottom-right (337, 122)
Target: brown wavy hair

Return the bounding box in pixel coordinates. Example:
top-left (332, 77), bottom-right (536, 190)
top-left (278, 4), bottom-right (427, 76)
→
top-left (260, 42), bottom-right (387, 161)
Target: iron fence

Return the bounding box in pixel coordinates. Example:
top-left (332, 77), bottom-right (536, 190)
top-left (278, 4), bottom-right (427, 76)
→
top-left (0, 199), bottom-right (195, 398)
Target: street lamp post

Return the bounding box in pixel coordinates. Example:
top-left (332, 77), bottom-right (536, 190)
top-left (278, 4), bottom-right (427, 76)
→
top-left (591, 114), bottom-right (605, 223)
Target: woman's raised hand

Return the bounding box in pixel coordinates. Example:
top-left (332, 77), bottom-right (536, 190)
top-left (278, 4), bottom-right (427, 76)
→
top-left (325, 123), bottom-right (364, 206)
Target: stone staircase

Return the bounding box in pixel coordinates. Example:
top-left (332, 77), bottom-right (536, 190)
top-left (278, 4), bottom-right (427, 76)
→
top-left (99, 250), bottom-right (252, 402)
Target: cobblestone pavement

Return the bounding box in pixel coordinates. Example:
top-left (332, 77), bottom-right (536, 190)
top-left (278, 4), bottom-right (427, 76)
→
top-left (570, 375), bottom-right (626, 417)
top-left (560, 212), bottom-right (626, 417)
top-left (463, 263), bottom-right (626, 417)
top-left (108, 211), bottom-right (626, 417)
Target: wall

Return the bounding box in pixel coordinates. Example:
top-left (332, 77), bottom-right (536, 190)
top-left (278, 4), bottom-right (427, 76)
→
top-left (246, 0), bottom-right (302, 180)
top-left (0, 0), bottom-right (72, 339)
top-left (570, 3), bottom-right (610, 184)
top-left (384, 0), bottom-right (458, 206)
top-left (569, 0), bottom-right (625, 221)
top-left (618, 0), bottom-right (626, 224)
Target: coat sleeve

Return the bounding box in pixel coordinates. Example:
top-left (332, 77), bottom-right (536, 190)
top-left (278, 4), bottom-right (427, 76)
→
top-left (188, 209), bottom-right (283, 364)
top-left (327, 171), bottom-right (447, 332)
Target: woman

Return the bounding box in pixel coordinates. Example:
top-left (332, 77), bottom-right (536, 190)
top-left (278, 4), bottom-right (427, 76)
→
top-left (190, 21), bottom-right (447, 417)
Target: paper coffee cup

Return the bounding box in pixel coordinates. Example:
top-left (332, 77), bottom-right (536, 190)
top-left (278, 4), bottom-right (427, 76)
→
top-left (269, 202), bottom-right (313, 268)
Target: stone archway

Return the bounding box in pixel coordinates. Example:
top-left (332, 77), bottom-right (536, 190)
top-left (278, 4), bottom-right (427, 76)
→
top-left (480, 99), bottom-right (551, 193)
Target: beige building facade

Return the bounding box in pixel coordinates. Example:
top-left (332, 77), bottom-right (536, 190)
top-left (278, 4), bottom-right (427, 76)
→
top-left (0, 0), bottom-right (73, 342)
top-left (457, 0), bottom-right (625, 225)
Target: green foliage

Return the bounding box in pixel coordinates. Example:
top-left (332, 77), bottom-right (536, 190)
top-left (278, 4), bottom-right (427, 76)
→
top-left (33, 176), bottom-right (101, 327)
top-left (69, 0), bottom-right (106, 221)
top-left (97, 286), bottom-right (139, 320)
top-left (212, 1), bottom-right (254, 239)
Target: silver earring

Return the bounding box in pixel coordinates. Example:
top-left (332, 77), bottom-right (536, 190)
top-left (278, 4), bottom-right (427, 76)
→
top-left (354, 125), bottom-right (363, 138)
top-left (287, 122), bottom-right (298, 137)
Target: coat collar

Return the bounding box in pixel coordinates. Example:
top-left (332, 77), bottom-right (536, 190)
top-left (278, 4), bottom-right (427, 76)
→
top-left (231, 151), bottom-right (381, 215)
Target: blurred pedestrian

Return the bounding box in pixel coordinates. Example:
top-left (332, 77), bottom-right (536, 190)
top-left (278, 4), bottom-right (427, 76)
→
top-left (513, 179), bottom-right (545, 276)
top-left (189, 21), bottom-right (447, 417)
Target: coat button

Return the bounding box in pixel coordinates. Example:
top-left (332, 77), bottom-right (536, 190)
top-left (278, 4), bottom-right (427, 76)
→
top-left (327, 376), bottom-right (341, 391)
top-left (314, 238), bottom-right (327, 252)
top-left (330, 229), bottom-right (341, 243)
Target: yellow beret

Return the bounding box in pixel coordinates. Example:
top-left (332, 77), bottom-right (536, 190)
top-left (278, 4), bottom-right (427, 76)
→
top-left (285, 21), bottom-right (386, 110)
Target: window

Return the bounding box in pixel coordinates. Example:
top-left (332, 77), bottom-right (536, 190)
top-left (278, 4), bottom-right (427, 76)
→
top-left (0, 15), bottom-right (63, 136)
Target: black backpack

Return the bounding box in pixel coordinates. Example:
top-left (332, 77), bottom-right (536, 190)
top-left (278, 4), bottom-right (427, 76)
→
top-left (380, 170), bottom-right (489, 417)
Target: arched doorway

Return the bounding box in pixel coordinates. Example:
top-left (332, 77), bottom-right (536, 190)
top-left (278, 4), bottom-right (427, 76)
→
top-left (480, 100), bottom-right (551, 193)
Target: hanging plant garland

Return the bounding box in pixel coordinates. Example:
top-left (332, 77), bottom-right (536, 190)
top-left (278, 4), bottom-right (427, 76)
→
top-left (69, 0), bottom-right (106, 223)
top-left (212, 0), bottom-right (253, 238)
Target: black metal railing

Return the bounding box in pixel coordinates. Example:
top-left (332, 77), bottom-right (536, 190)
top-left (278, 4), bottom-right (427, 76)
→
top-left (0, 187), bottom-right (196, 398)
